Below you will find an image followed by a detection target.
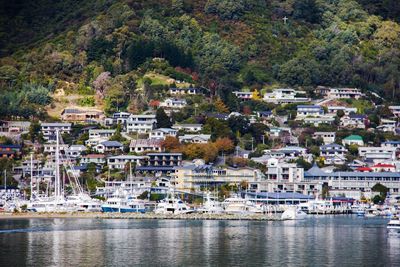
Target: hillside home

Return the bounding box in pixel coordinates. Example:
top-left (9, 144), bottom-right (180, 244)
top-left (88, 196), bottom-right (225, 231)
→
top-left (358, 146), bottom-right (397, 163)
top-left (129, 139), bottom-right (163, 153)
top-left (95, 141), bottom-right (123, 154)
top-left (149, 128), bottom-right (178, 140)
top-left (313, 132), bottom-right (336, 144)
top-left (304, 116), bottom-right (335, 126)
top-left (263, 89), bottom-right (309, 104)
top-left (169, 87), bottom-right (202, 95)
top-left (340, 114), bottom-right (367, 129)
top-left (233, 91), bottom-right (253, 100)
top-left (107, 155), bottom-right (146, 170)
top-left (327, 106), bottom-right (357, 115)
top-left (61, 108), bottom-right (104, 123)
top-left (178, 134), bottom-right (211, 144)
top-left (103, 112), bottom-right (132, 127)
top-left (159, 98), bottom-right (187, 111)
top-left (296, 105), bottom-right (324, 118)
top-left (377, 119), bottom-right (397, 132)
top-left (41, 122), bottom-right (72, 141)
top-left (126, 114), bottom-right (157, 133)
top-left (316, 86), bottom-right (365, 99)
top-left (80, 154), bottom-right (106, 166)
top-left (0, 145), bottom-right (22, 159)
top-left (172, 124), bottom-right (203, 132)
top-left (342, 135), bottom-right (364, 146)
top-left (389, 106), bottom-right (400, 117)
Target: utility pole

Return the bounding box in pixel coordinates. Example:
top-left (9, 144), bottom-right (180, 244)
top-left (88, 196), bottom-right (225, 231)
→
top-left (4, 169), bottom-right (6, 191)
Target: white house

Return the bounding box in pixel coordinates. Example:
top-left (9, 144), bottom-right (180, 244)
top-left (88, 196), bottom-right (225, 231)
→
top-left (160, 98), bottom-right (187, 111)
top-left (316, 86), bottom-right (365, 99)
top-left (342, 135), bottom-right (364, 146)
top-left (107, 155), bottom-right (146, 170)
top-left (358, 146), bottom-right (397, 163)
top-left (340, 114), bottom-right (367, 129)
top-left (327, 106), bottom-right (357, 115)
top-left (104, 112), bottom-right (132, 127)
top-left (304, 116), bottom-right (335, 126)
top-left (129, 139), bottom-right (163, 153)
top-left (66, 145), bottom-right (87, 158)
top-left (169, 87), bottom-right (202, 95)
top-left (313, 132), bottom-right (336, 144)
top-left (382, 141), bottom-right (400, 150)
top-left (377, 119), bottom-right (397, 132)
top-left (80, 154), bottom-right (106, 165)
top-left (43, 143), bottom-right (69, 155)
top-left (320, 144), bottom-right (347, 165)
top-left (263, 89), bottom-right (309, 104)
top-left (233, 91), bottom-right (253, 100)
top-left (41, 122), bottom-right (72, 141)
top-left (296, 105), bottom-right (324, 118)
top-left (95, 141), bottom-right (124, 154)
top-left (172, 124), bottom-right (203, 132)
top-left (149, 128), bottom-right (178, 140)
top-left (179, 134), bottom-right (211, 144)
top-left (126, 114), bottom-right (157, 133)
top-left (389, 106), bottom-right (400, 117)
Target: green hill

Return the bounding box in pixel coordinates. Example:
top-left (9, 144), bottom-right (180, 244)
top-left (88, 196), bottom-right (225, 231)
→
top-left (0, 0), bottom-right (400, 119)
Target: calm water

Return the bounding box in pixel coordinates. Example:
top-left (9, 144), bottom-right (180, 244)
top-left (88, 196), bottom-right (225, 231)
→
top-left (0, 216), bottom-right (398, 266)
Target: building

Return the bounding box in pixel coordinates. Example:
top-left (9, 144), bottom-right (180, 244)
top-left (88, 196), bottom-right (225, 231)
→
top-left (104, 112), bottom-right (132, 127)
top-left (126, 114), bottom-right (157, 133)
top-left (262, 158), bottom-right (304, 190)
top-left (320, 144), bottom-right (347, 165)
top-left (263, 89), bottom-right (309, 104)
top-left (169, 87), bottom-right (202, 95)
top-left (233, 91), bottom-right (253, 100)
top-left (95, 141), bottom-right (124, 154)
top-left (316, 86), bottom-right (365, 99)
top-left (0, 145), bottom-right (22, 159)
top-left (382, 141), bottom-right (400, 150)
top-left (178, 134), bottom-right (211, 144)
top-left (358, 146), bottom-right (397, 163)
top-left (61, 107), bottom-right (105, 123)
top-left (377, 119), bottom-right (397, 132)
top-left (159, 98), bottom-right (187, 111)
top-left (296, 105), bottom-right (324, 118)
top-left (0, 121), bottom-right (31, 133)
top-left (313, 132), bottom-right (336, 144)
top-left (340, 114), bottom-right (367, 129)
top-left (304, 165), bottom-right (400, 198)
top-left (129, 139), bottom-right (163, 153)
top-left (107, 155), bottom-right (146, 170)
top-left (389, 106), bottom-right (400, 117)
top-left (149, 128), bottom-right (178, 140)
top-left (172, 162), bottom-right (262, 190)
top-left (66, 145), bottom-right (87, 159)
top-left (80, 154), bottom-right (106, 166)
top-left (136, 153), bottom-right (182, 174)
top-left (43, 143), bottom-right (69, 155)
top-left (303, 116), bottom-right (335, 126)
top-left (256, 111), bottom-right (274, 121)
top-left (86, 129), bottom-right (116, 146)
top-left (327, 106), bottom-right (357, 115)
top-left (172, 124), bottom-right (203, 133)
top-left (41, 122), bottom-right (72, 141)
top-left (371, 163), bottom-right (396, 172)
top-left (342, 135), bottom-right (364, 146)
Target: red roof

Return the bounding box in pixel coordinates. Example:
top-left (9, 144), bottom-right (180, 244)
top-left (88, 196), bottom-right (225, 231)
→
top-left (356, 167), bottom-right (372, 172)
top-left (372, 163), bottom-right (395, 168)
top-left (84, 154), bottom-right (105, 159)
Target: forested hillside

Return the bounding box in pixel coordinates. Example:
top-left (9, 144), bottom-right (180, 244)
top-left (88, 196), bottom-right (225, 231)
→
top-left (1, 0), bottom-right (400, 119)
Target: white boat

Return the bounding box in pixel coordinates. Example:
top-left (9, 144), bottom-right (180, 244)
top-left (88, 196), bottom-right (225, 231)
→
top-left (221, 196), bottom-right (263, 214)
top-left (281, 206), bottom-right (307, 220)
top-left (197, 192), bottom-right (224, 214)
top-left (66, 194), bottom-right (102, 212)
top-left (364, 208), bottom-right (378, 218)
top-left (387, 217), bottom-right (400, 235)
top-left (154, 191), bottom-right (193, 214)
top-left (101, 195), bottom-right (146, 213)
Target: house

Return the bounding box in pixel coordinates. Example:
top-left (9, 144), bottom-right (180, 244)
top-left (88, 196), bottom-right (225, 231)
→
top-left (41, 122), bottom-right (72, 141)
top-left (204, 113), bottom-right (229, 120)
top-left (296, 105), bottom-right (324, 118)
top-left (320, 144), bottom-right (347, 165)
top-left (274, 146), bottom-right (308, 159)
top-left (86, 129), bottom-right (116, 146)
top-left (371, 163), bottom-right (396, 172)
top-left (304, 116), bottom-right (335, 126)
top-left (377, 119), bottom-right (397, 132)
top-left (263, 89), bottom-right (309, 104)
top-left (179, 134), bottom-right (211, 144)
top-left (382, 141), bottom-right (400, 150)
top-left (0, 121), bottom-right (31, 133)
top-left (358, 146), bottom-right (397, 163)
top-left (0, 144), bottom-right (22, 159)
top-left (172, 124), bottom-right (203, 133)
top-left (80, 154), bottom-right (106, 166)
top-left (107, 155), bottom-right (146, 170)
top-left (136, 153), bottom-right (182, 174)
top-left (316, 86), bottom-right (365, 99)
top-left (66, 145), bottom-right (87, 159)
top-left (327, 106), bottom-right (357, 115)
top-left (269, 127), bottom-right (291, 137)
top-left (104, 112), bottom-right (132, 127)
top-left (256, 111), bottom-right (274, 120)
top-left (129, 139), bottom-right (163, 153)
top-left (233, 91), bottom-right (253, 100)
top-left (126, 114), bottom-right (157, 133)
top-left (342, 135), bottom-right (364, 146)
top-left (43, 143), bottom-right (69, 155)
top-left (159, 98), bottom-right (187, 111)
top-left (389, 106), bottom-right (400, 117)
top-left (95, 141), bottom-right (124, 154)
top-left (340, 114), bottom-right (367, 129)
top-left (313, 132), bottom-right (336, 144)
top-left (149, 128), bottom-right (178, 140)
top-left (169, 87), bottom-right (203, 95)
top-left (61, 107), bottom-right (105, 123)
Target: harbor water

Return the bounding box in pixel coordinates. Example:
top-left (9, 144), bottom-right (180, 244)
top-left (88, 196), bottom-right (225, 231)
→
top-left (0, 215), bottom-right (399, 266)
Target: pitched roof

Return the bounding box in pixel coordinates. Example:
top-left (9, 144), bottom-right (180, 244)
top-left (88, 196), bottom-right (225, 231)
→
top-left (100, 141), bottom-right (123, 147)
top-left (130, 139), bottom-right (162, 147)
top-left (344, 135), bottom-right (363, 141)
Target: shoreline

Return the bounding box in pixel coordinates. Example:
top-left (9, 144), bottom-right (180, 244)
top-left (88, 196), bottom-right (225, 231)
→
top-left (0, 212), bottom-right (285, 221)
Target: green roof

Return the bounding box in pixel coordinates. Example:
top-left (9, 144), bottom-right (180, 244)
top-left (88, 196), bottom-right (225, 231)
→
top-left (344, 135), bottom-right (363, 141)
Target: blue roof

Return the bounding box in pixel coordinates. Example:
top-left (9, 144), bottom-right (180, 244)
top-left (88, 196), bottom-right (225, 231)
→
top-left (383, 141), bottom-right (400, 145)
top-left (247, 192), bottom-right (314, 200)
top-left (297, 105), bottom-right (321, 109)
top-left (100, 141), bottom-right (123, 147)
top-left (136, 166), bottom-right (175, 171)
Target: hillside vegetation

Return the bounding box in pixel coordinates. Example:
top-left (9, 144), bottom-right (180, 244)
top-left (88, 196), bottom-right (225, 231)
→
top-left (1, 0), bottom-right (400, 119)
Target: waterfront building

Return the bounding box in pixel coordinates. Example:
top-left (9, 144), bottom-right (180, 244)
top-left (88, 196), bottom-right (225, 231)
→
top-left (136, 153), bottom-right (183, 174)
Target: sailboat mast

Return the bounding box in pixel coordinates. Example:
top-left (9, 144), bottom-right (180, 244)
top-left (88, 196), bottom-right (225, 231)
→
top-left (55, 129), bottom-right (61, 201)
top-left (130, 161), bottom-right (133, 194)
top-left (30, 152), bottom-right (33, 201)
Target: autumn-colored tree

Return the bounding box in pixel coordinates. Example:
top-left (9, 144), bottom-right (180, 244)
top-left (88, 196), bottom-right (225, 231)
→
top-left (182, 143), bottom-right (218, 163)
top-left (214, 98), bottom-right (229, 113)
top-left (161, 136), bottom-right (181, 151)
top-left (214, 137), bottom-right (234, 153)
top-left (252, 89), bottom-right (261, 100)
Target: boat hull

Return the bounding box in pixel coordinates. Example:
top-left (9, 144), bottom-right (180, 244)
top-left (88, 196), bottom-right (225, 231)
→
top-left (101, 206), bottom-right (146, 213)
